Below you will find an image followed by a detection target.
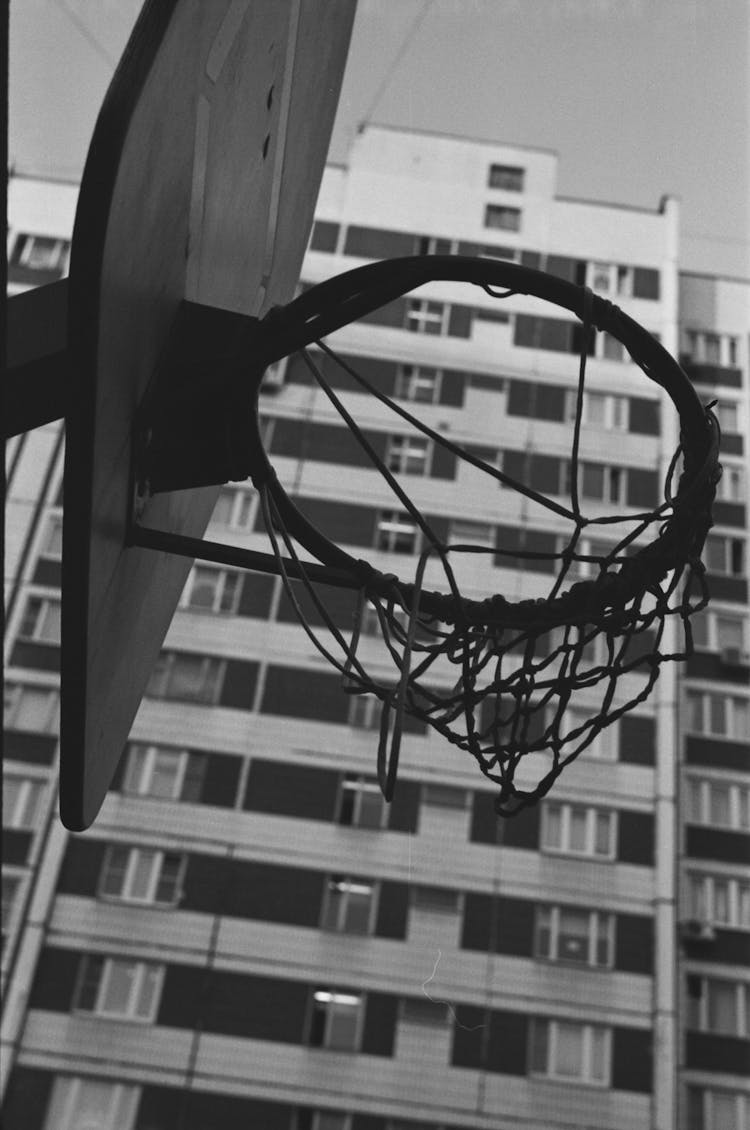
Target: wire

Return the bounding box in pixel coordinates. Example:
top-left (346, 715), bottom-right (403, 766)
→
top-left (55, 0), bottom-right (118, 67)
top-left (358, 0), bottom-right (433, 130)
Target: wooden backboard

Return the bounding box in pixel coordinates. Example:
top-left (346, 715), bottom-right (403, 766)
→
top-left (61, 0), bottom-right (355, 829)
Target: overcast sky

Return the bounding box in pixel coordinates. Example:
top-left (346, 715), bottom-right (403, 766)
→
top-left (9, 0), bottom-right (749, 277)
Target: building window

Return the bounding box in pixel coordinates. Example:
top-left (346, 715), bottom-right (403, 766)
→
top-left (122, 744), bottom-right (206, 802)
top-left (41, 514), bottom-right (63, 558)
top-left (714, 400), bottom-right (740, 433)
top-left (418, 234), bottom-right (456, 255)
top-left (309, 989), bottom-right (363, 1050)
top-left (338, 774), bottom-right (388, 829)
top-left (386, 434), bottom-right (431, 476)
top-left (406, 298), bottom-right (447, 334)
top-left (687, 1087), bottom-right (749, 1130)
top-left (181, 565), bottom-right (242, 613)
top-left (3, 775), bottom-right (45, 829)
top-left (299, 1115), bottom-right (351, 1130)
top-left (321, 876), bottom-right (376, 934)
top-left (716, 464), bottom-right (746, 504)
top-left (74, 955), bottom-right (164, 1021)
top-left (588, 261), bottom-right (616, 294)
top-left (685, 330), bottom-right (739, 368)
top-left (560, 537), bottom-right (617, 583)
top-left (375, 510), bottom-right (419, 554)
top-left (43, 1077), bottom-right (139, 1130)
top-left (146, 652), bottom-right (224, 703)
top-left (705, 534), bottom-right (746, 577)
top-left (687, 872), bottom-right (750, 930)
top-left (580, 463), bottom-right (625, 504)
top-left (17, 596), bottom-right (61, 643)
top-left (535, 905), bottom-right (614, 967)
top-left (688, 976), bottom-right (750, 1037)
top-left (556, 704), bottom-right (616, 759)
top-left (348, 695), bottom-right (382, 730)
top-left (2, 874), bottom-right (22, 950)
top-left (488, 164), bottom-right (525, 191)
top-left (395, 364), bottom-right (441, 403)
top-left (566, 390), bottom-right (628, 431)
top-left (12, 233), bottom-right (70, 272)
top-left (691, 610), bottom-right (748, 654)
top-left (686, 692), bottom-right (750, 740)
top-left (541, 803), bottom-right (616, 859)
top-left (3, 683), bottom-right (60, 731)
top-left (210, 486), bottom-right (255, 529)
top-left (449, 520), bottom-right (495, 549)
top-left (615, 265), bottom-right (634, 297)
top-left (687, 777), bottom-right (750, 831)
top-left (484, 204), bottom-right (521, 232)
top-left (529, 1019), bottom-right (610, 1085)
top-left (98, 846), bottom-right (185, 906)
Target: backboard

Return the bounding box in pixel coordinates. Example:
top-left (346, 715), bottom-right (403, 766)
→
top-left (61, 0), bottom-right (356, 830)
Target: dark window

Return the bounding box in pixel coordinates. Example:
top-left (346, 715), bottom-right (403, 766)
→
top-left (310, 221), bottom-right (339, 253)
top-left (484, 205), bottom-right (521, 231)
top-left (488, 164), bottom-right (525, 191)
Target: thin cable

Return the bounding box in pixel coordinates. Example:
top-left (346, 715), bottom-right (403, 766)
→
top-left (358, 0), bottom-right (433, 130)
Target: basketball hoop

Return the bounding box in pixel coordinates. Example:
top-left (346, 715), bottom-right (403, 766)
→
top-left (141, 256), bottom-right (721, 815)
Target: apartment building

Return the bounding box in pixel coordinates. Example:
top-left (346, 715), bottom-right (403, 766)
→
top-left (3, 126), bottom-right (748, 1130)
top-left (676, 272), bottom-right (750, 1130)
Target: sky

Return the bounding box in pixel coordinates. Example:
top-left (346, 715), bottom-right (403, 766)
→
top-left (9, 0), bottom-right (750, 277)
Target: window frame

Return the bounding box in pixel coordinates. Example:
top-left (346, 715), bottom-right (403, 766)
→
top-left (687, 871), bottom-right (750, 931)
top-left (321, 875), bottom-right (377, 935)
top-left (394, 364), bottom-right (442, 404)
top-left (686, 776), bottom-right (750, 831)
top-left (2, 871), bottom-right (24, 949)
top-left (686, 691), bottom-right (749, 740)
top-left (17, 595), bottom-right (62, 644)
top-left (98, 845), bottom-right (186, 906)
top-left (449, 519), bottom-right (495, 550)
top-left (534, 904), bottom-right (614, 968)
top-left (121, 744), bottom-right (206, 802)
top-left (565, 389), bottom-right (629, 431)
top-left (715, 463), bottom-right (746, 504)
top-left (687, 975), bottom-right (750, 1038)
top-left (348, 694), bottom-right (382, 730)
top-left (405, 298), bottom-right (448, 335)
top-left (375, 510), bottom-right (420, 554)
top-left (180, 564), bottom-right (243, 613)
top-left (488, 163), bottom-right (525, 192)
top-left (74, 954), bottom-right (165, 1022)
top-left (684, 329), bottom-right (739, 368)
top-left (483, 204), bottom-right (522, 232)
top-left (13, 232), bottom-right (71, 272)
top-left (386, 433), bottom-right (432, 476)
top-left (308, 988), bottom-right (364, 1051)
top-left (579, 462), bottom-right (626, 504)
top-left (3, 682), bottom-right (60, 732)
top-left (210, 485), bottom-right (256, 530)
top-left (146, 652), bottom-right (225, 704)
top-left (337, 774), bottom-right (389, 830)
top-left (705, 533), bottom-right (746, 577)
top-left (3, 774), bottom-right (46, 829)
top-left (40, 513), bottom-right (64, 559)
top-left (690, 609), bottom-right (748, 654)
top-left (541, 802), bottom-right (617, 860)
top-left (42, 1076), bottom-right (140, 1130)
top-left (529, 1018), bottom-right (611, 1086)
